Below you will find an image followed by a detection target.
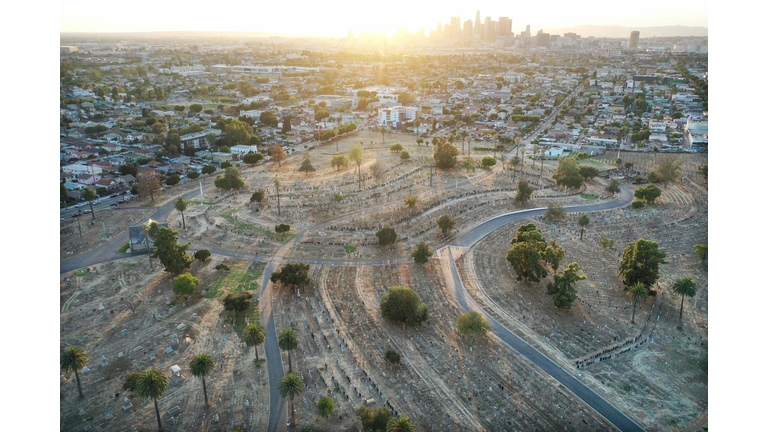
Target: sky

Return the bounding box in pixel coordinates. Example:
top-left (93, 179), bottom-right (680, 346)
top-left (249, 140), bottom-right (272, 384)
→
top-left (60, 0), bottom-right (707, 37)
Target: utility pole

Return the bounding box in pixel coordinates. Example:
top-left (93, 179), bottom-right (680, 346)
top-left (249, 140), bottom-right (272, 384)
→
top-left (75, 214), bottom-right (82, 238)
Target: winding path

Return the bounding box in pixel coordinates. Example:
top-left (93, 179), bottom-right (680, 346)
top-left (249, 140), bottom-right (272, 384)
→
top-left (60, 182), bottom-right (644, 431)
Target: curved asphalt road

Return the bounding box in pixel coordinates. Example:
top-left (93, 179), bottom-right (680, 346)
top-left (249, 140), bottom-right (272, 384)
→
top-left (440, 185), bottom-right (644, 432)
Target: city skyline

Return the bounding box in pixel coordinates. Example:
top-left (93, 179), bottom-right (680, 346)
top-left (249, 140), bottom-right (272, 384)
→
top-left (61, 0), bottom-right (707, 37)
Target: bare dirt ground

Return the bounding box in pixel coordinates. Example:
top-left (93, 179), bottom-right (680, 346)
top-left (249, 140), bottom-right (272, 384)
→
top-left (60, 208), bottom-right (156, 261)
top-left (59, 256), bottom-right (270, 432)
top-left (270, 261), bottom-right (617, 431)
top-left (458, 180), bottom-right (708, 431)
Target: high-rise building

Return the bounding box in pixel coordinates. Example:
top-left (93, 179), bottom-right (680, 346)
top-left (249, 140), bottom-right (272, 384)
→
top-left (629, 31), bottom-right (640, 49)
top-left (525, 24), bottom-right (531, 38)
top-left (536, 33), bottom-right (550, 47)
top-left (474, 11), bottom-right (482, 36)
top-left (463, 20), bottom-right (473, 39)
top-left (498, 17), bottom-right (511, 37)
top-left (451, 16), bottom-right (461, 38)
top-left (483, 17), bottom-right (492, 40)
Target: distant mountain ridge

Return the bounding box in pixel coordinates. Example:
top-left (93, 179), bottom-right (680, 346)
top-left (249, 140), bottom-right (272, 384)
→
top-left (540, 25), bottom-right (708, 38)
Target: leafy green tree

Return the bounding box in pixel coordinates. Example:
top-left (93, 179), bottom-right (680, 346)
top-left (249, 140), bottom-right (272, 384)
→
top-left (542, 239), bottom-right (565, 271)
top-left (376, 226), bottom-right (397, 246)
top-left (61, 182), bottom-right (70, 203)
top-left (118, 164), bottom-right (138, 176)
top-left (165, 174), bottom-right (180, 186)
top-left (624, 162), bottom-right (634, 169)
top-left (600, 238), bottom-right (616, 249)
top-left (202, 165), bottom-right (216, 175)
top-left (404, 196), bottom-right (418, 209)
top-left (214, 167), bottom-right (245, 191)
top-left (278, 329), bottom-right (299, 373)
top-left (242, 323), bottom-right (266, 362)
top-left (331, 154), bottom-right (348, 171)
top-left (656, 155), bottom-right (683, 183)
top-left (189, 353), bottom-right (215, 405)
top-left (380, 286), bottom-right (428, 327)
top-left (605, 179), bottom-right (621, 194)
top-left (510, 155), bottom-right (521, 181)
top-left (60, 347), bottom-right (88, 398)
top-left (515, 179), bottom-right (534, 203)
top-left (136, 368), bottom-right (169, 431)
top-left (317, 396), bottom-right (335, 418)
top-left (506, 223), bottom-right (549, 283)
top-left (279, 373), bottom-right (304, 427)
top-left (174, 197), bottom-right (187, 229)
top-left (389, 143), bottom-right (403, 152)
top-left (81, 187), bottom-right (97, 221)
top-left (542, 204), bottom-right (566, 223)
top-left (552, 157), bottom-right (583, 190)
top-left (400, 150), bottom-right (410, 161)
top-left (220, 161), bottom-right (232, 169)
top-left (481, 157), bottom-right (497, 169)
top-left (123, 372), bottom-right (141, 395)
top-left (188, 171), bottom-right (200, 179)
top-left (433, 140), bottom-right (459, 169)
top-left (243, 152), bottom-right (263, 166)
top-left (634, 184), bottom-right (662, 203)
top-left (275, 223), bottom-right (291, 234)
top-left (672, 277), bottom-right (697, 329)
top-left (546, 262), bottom-right (587, 309)
top-left (694, 244), bottom-right (707, 266)
top-left (173, 272), bottom-right (200, 297)
top-left (387, 416), bottom-right (416, 432)
top-left (260, 111), bottom-right (279, 127)
top-left (577, 213), bottom-right (590, 240)
top-left (578, 166), bottom-right (600, 179)
top-left (152, 226), bottom-right (193, 275)
top-left (385, 349), bottom-right (401, 365)
top-left (618, 239), bottom-right (668, 291)
top-left (356, 406), bottom-right (391, 431)
top-left (222, 292), bottom-right (253, 316)
top-left (411, 241), bottom-right (432, 265)
top-left (348, 145), bottom-right (365, 189)
top-left (270, 145), bottom-right (287, 167)
top-left (189, 104), bottom-right (203, 113)
top-left (436, 215), bottom-right (456, 235)
top-left (457, 311), bottom-right (491, 339)
top-left (462, 157), bottom-right (476, 172)
top-left (646, 170), bottom-right (661, 183)
top-left (194, 249), bottom-right (211, 262)
top-left (628, 282), bottom-right (649, 324)
top-left (270, 262), bottom-right (311, 289)
top-left (314, 109), bottom-right (331, 122)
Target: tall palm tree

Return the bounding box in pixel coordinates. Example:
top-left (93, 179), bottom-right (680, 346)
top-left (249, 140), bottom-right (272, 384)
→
top-left (136, 368), bottom-right (169, 431)
top-left (274, 178), bottom-right (281, 216)
top-left (189, 353), bottom-right (215, 406)
top-left (628, 283), bottom-right (649, 324)
top-left (60, 347), bottom-right (88, 398)
top-left (140, 220), bottom-right (159, 269)
top-left (531, 144), bottom-right (539, 170)
top-left (278, 328), bottom-right (299, 373)
top-left (387, 416), bottom-right (417, 432)
top-left (672, 277), bottom-right (697, 330)
top-left (577, 213), bottom-right (590, 240)
top-left (242, 323), bottom-right (266, 362)
top-left (174, 197), bottom-right (187, 229)
top-left (279, 373), bottom-right (304, 427)
top-left (459, 130), bottom-right (468, 155)
top-left (510, 156), bottom-right (521, 183)
top-left (539, 147), bottom-right (546, 177)
top-left (520, 147), bottom-right (527, 175)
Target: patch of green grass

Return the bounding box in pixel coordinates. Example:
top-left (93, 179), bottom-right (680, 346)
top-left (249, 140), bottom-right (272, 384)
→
top-left (73, 268), bottom-right (90, 276)
top-left (117, 243), bottom-right (130, 253)
top-left (123, 263), bottom-right (136, 268)
top-left (222, 209), bottom-right (295, 243)
top-left (206, 261), bottom-right (264, 299)
top-left (345, 245), bottom-right (357, 254)
top-left (186, 200), bottom-right (214, 205)
top-left (581, 194), bottom-right (598, 200)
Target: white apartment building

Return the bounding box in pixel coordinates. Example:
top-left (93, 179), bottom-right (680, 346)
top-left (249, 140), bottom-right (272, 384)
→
top-left (378, 106), bottom-right (417, 126)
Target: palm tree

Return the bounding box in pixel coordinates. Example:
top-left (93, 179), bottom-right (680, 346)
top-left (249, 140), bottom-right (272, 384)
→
top-left (140, 220), bottom-right (159, 269)
top-left (459, 130), bottom-right (468, 154)
top-left (577, 213), bottom-right (590, 240)
top-left (60, 347), bottom-right (88, 398)
top-left (672, 277), bottom-right (697, 330)
top-left (531, 144), bottom-right (539, 171)
top-left (628, 283), bottom-right (649, 324)
top-left (174, 197), bottom-right (187, 229)
top-left (510, 156), bottom-right (520, 183)
top-left (387, 416), bottom-right (417, 432)
top-left (277, 328), bottom-right (299, 373)
top-left (539, 147), bottom-right (546, 177)
top-left (189, 353), bottom-right (215, 405)
top-left (242, 323), bottom-right (266, 362)
top-left (274, 178), bottom-right (281, 216)
top-left (520, 147), bottom-right (527, 175)
top-left (136, 368), bottom-right (169, 431)
top-left (279, 373), bottom-right (304, 427)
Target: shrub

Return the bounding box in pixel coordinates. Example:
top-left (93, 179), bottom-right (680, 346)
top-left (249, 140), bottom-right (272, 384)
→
top-left (631, 201), bottom-right (645, 209)
top-left (380, 286), bottom-right (428, 327)
top-left (215, 263), bottom-right (230, 271)
top-left (194, 249), bottom-right (211, 262)
top-left (384, 349), bottom-right (401, 364)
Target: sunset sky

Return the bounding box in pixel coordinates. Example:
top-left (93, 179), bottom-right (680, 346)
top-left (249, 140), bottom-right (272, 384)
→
top-left (60, 0), bottom-right (707, 37)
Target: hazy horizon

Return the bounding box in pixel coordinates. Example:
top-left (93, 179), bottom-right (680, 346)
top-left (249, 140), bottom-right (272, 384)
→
top-left (61, 0), bottom-right (707, 38)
